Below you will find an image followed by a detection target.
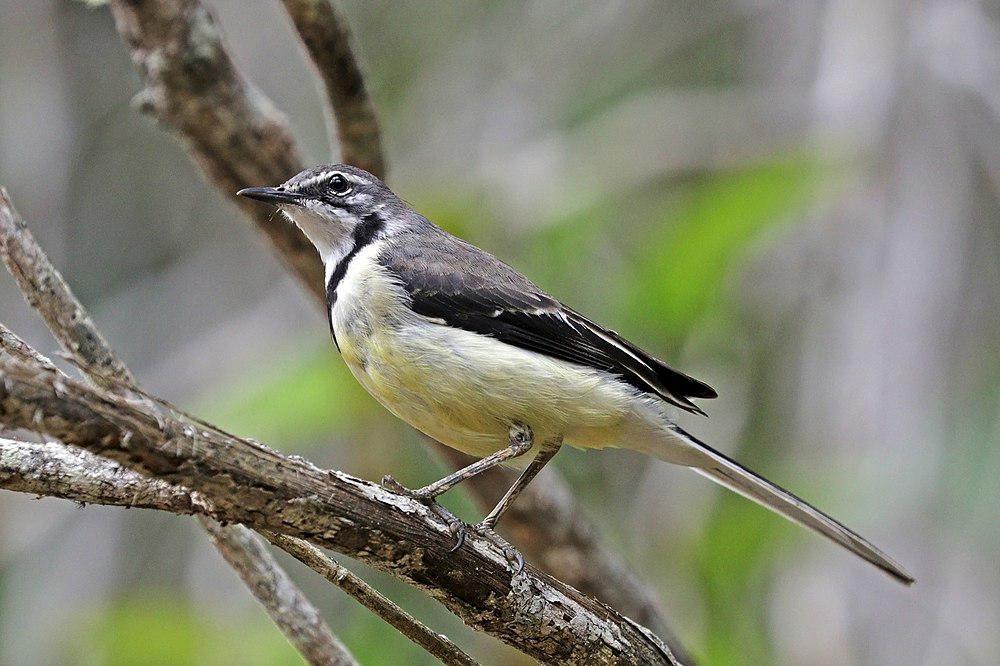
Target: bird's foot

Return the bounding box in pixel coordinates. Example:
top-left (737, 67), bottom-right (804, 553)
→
top-left (473, 522), bottom-right (525, 576)
top-left (380, 474), bottom-right (432, 500)
top-left (381, 475), bottom-right (466, 553)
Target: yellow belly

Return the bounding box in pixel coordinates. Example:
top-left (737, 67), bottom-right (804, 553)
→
top-left (339, 320), bottom-right (634, 458)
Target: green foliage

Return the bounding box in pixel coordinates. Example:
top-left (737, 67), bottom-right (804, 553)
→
top-left (66, 597), bottom-right (302, 665)
top-left (196, 343), bottom-right (377, 448)
top-left (630, 156), bottom-right (825, 340)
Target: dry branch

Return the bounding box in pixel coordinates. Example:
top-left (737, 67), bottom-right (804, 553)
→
top-left (0, 438), bottom-right (198, 513)
top-left (264, 532), bottom-right (478, 666)
top-left (104, 2), bottom-right (684, 652)
top-left (0, 435), bottom-right (475, 665)
top-left (203, 520), bottom-right (358, 666)
top-left (0, 190), bottom-right (356, 666)
top-left (0, 438), bottom-right (356, 665)
top-left (0, 356), bottom-right (675, 665)
top-left (0, 203), bottom-right (131, 388)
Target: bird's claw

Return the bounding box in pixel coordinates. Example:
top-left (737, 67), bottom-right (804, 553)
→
top-left (380, 475), bottom-right (467, 552)
top-left (426, 502), bottom-right (467, 552)
top-left (474, 522), bottom-right (525, 576)
top-left (446, 518), bottom-right (466, 553)
top-left (379, 476), bottom-right (522, 573)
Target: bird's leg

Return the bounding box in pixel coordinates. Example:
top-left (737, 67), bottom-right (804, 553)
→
top-left (478, 438), bottom-right (562, 531)
top-left (382, 424), bottom-right (533, 501)
top-left (380, 425), bottom-right (533, 553)
top-left (472, 439), bottom-right (562, 575)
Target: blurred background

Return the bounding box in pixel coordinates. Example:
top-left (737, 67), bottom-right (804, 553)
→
top-left (1, 1), bottom-right (997, 664)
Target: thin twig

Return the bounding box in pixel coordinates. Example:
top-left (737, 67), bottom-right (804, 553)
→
top-left (204, 519), bottom-right (357, 666)
top-left (0, 189), bottom-right (355, 666)
top-left (264, 533), bottom-right (479, 666)
top-left (0, 192), bottom-right (132, 388)
top-left (103, 2), bottom-right (684, 652)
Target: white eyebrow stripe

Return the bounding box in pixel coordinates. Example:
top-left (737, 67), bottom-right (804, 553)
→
top-left (289, 171), bottom-right (348, 192)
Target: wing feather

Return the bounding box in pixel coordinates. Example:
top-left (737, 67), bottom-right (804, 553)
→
top-left (380, 228), bottom-right (716, 414)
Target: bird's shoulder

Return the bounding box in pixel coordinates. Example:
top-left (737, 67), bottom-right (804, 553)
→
top-left (379, 225), bottom-right (552, 308)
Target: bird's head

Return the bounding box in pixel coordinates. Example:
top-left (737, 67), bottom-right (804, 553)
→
top-left (238, 164), bottom-right (400, 263)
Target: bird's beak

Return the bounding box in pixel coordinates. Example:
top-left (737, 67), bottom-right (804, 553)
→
top-left (236, 187), bottom-right (304, 205)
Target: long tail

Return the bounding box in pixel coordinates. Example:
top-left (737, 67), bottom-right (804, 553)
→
top-left (666, 424), bottom-right (914, 585)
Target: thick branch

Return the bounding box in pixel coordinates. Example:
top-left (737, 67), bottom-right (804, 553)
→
top-left (0, 190), bottom-right (351, 666)
top-left (280, 0), bottom-right (386, 177)
top-left (0, 358), bottom-right (674, 664)
top-left (103, 2), bottom-right (681, 648)
top-left (0, 438), bottom-right (353, 664)
top-left (0, 435), bottom-right (474, 666)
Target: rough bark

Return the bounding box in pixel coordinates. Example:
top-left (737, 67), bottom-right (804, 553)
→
top-left (1, 188), bottom-right (356, 666)
top-left (0, 438), bottom-right (198, 513)
top-left (0, 357), bottom-right (675, 664)
top-left (0, 435), bottom-right (474, 665)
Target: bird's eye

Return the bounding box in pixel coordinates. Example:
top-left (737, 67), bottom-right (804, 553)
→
top-left (328, 174), bottom-right (352, 196)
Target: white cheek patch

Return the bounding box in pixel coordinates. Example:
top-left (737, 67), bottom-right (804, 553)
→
top-left (281, 204), bottom-right (357, 265)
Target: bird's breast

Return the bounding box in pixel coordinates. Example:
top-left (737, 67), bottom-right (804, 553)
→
top-left (328, 243), bottom-right (406, 369)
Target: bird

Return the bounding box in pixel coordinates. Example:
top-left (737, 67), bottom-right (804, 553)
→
top-left (237, 164), bottom-right (913, 585)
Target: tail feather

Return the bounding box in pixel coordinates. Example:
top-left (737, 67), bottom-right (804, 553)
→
top-left (668, 425), bottom-right (914, 585)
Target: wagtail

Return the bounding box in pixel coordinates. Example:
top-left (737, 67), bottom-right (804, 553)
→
top-left (238, 165), bottom-right (912, 584)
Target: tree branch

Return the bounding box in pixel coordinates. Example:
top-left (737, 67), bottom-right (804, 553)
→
top-left (103, 2), bottom-right (684, 652)
top-left (108, 0), bottom-right (323, 300)
top-left (0, 437), bottom-right (358, 665)
top-left (0, 201), bottom-right (132, 388)
top-left (0, 436), bottom-right (476, 666)
top-left (263, 532), bottom-right (477, 666)
top-left (0, 189), bottom-right (356, 666)
top-left (279, 0), bottom-right (386, 177)
top-left (0, 437), bottom-right (198, 513)
top-left (0, 355), bottom-right (675, 664)
top-left (202, 519), bottom-right (357, 666)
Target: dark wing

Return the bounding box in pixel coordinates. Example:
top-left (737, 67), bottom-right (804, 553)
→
top-left (381, 228), bottom-right (716, 414)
